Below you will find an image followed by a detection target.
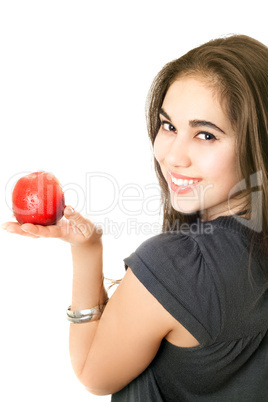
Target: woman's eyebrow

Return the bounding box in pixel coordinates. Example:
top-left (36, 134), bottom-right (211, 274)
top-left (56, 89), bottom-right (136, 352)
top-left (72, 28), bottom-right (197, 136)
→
top-left (189, 119), bottom-right (226, 134)
top-left (159, 108), bottom-right (225, 134)
top-left (159, 108), bottom-right (171, 120)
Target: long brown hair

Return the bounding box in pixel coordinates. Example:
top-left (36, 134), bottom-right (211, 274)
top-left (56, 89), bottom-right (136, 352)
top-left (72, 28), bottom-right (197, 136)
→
top-left (146, 35), bottom-right (268, 264)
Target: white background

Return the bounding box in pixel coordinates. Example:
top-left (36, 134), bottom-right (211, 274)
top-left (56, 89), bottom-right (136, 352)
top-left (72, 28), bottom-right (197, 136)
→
top-left (0, 1), bottom-right (267, 401)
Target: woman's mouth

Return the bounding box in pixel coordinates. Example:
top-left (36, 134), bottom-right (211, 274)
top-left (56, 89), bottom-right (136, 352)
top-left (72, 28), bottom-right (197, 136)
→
top-left (167, 171), bottom-right (202, 195)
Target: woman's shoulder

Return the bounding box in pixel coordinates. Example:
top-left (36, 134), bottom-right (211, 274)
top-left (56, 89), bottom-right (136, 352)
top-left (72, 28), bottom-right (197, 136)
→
top-left (133, 228), bottom-right (198, 256)
top-left (133, 215), bottom-right (241, 252)
top-left (125, 227), bottom-right (203, 275)
top-left (127, 215), bottom-right (253, 272)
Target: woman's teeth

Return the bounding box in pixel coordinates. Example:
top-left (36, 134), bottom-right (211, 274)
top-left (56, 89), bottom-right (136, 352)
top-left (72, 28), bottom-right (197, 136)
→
top-left (171, 177), bottom-right (199, 186)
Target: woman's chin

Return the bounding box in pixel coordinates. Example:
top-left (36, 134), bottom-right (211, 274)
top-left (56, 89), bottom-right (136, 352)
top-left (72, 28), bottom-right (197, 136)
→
top-left (170, 198), bottom-right (201, 216)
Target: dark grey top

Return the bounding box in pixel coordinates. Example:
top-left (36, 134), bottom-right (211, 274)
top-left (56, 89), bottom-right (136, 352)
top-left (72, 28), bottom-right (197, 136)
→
top-left (112, 216), bottom-right (268, 401)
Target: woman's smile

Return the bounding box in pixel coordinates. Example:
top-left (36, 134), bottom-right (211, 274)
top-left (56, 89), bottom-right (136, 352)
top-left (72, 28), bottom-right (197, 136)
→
top-left (168, 171), bottom-right (203, 195)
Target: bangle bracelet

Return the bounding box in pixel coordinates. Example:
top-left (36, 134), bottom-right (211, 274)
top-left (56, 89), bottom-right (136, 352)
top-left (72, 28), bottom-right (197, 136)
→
top-left (66, 300), bottom-right (108, 324)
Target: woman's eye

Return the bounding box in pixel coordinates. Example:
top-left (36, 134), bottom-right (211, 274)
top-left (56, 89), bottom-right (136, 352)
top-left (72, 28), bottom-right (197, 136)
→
top-left (196, 132), bottom-right (218, 141)
top-left (161, 121), bottom-right (176, 132)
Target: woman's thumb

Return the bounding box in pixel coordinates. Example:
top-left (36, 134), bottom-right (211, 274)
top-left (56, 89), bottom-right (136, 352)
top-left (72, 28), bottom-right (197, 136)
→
top-left (64, 206), bottom-right (101, 239)
top-left (64, 206), bottom-right (75, 217)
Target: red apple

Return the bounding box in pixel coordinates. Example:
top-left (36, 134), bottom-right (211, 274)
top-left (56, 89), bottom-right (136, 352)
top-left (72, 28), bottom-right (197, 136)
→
top-left (12, 171), bottom-right (65, 225)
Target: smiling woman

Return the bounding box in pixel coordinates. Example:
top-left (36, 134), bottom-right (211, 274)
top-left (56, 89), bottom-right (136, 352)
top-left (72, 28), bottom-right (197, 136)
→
top-left (147, 35), bottom-right (268, 236)
top-left (3, 34), bottom-right (268, 401)
top-left (154, 77), bottom-right (241, 219)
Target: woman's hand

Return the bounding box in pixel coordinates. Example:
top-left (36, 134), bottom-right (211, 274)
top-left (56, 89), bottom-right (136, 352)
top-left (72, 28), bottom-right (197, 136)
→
top-left (1, 206), bottom-right (103, 247)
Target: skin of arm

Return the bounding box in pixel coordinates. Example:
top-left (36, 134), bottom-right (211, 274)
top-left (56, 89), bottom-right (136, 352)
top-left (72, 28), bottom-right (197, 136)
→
top-left (2, 207), bottom-right (197, 395)
top-left (68, 225), bottom-right (176, 395)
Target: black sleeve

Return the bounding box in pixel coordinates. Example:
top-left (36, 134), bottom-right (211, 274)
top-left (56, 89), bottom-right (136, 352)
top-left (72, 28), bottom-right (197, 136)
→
top-left (123, 232), bottom-right (221, 346)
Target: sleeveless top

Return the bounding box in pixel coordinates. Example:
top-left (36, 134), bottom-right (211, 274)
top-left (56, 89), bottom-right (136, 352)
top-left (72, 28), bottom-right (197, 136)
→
top-left (112, 216), bottom-right (268, 401)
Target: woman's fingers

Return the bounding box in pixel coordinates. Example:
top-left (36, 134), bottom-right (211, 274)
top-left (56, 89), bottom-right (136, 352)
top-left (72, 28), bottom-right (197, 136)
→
top-left (1, 222), bottom-right (40, 238)
top-left (2, 206), bottom-right (103, 245)
top-left (20, 222), bottom-right (65, 238)
top-left (2, 219), bottom-right (67, 239)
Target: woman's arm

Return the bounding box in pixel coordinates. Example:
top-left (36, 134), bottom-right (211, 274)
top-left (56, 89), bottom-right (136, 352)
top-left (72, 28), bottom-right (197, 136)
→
top-left (68, 240), bottom-right (107, 381)
top-left (65, 210), bottom-right (175, 395)
top-left (78, 267), bottom-right (177, 395)
top-left (2, 208), bottom-right (191, 395)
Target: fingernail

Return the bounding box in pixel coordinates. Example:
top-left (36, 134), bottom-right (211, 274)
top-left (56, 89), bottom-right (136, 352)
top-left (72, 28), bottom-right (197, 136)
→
top-left (1, 223), bottom-right (7, 230)
top-left (65, 207), bottom-right (74, 215)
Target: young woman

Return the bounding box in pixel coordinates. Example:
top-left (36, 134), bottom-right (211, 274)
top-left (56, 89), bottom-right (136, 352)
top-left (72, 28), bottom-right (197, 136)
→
top-left (3, 35), bottom-right (268, 401)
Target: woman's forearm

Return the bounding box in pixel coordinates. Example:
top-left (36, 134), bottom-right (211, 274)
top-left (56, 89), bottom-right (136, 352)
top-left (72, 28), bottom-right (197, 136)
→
top-left (69, 240), bottom-right (108, 379)
top-left (2, 208), bottom-right (109, 383)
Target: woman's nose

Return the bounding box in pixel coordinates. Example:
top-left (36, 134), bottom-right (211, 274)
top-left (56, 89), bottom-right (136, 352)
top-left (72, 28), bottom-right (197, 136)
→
top-left (164, 136), bottom-right (191, 168)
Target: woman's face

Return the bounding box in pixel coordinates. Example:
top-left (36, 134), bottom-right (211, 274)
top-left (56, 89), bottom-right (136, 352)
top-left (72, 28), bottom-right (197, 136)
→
top-left (153, 76), bottom-right (243, 221)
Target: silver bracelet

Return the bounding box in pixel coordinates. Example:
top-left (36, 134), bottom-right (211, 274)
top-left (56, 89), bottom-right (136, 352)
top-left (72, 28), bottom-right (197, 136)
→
top-left (67, 300), bottom-right (108, 324)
